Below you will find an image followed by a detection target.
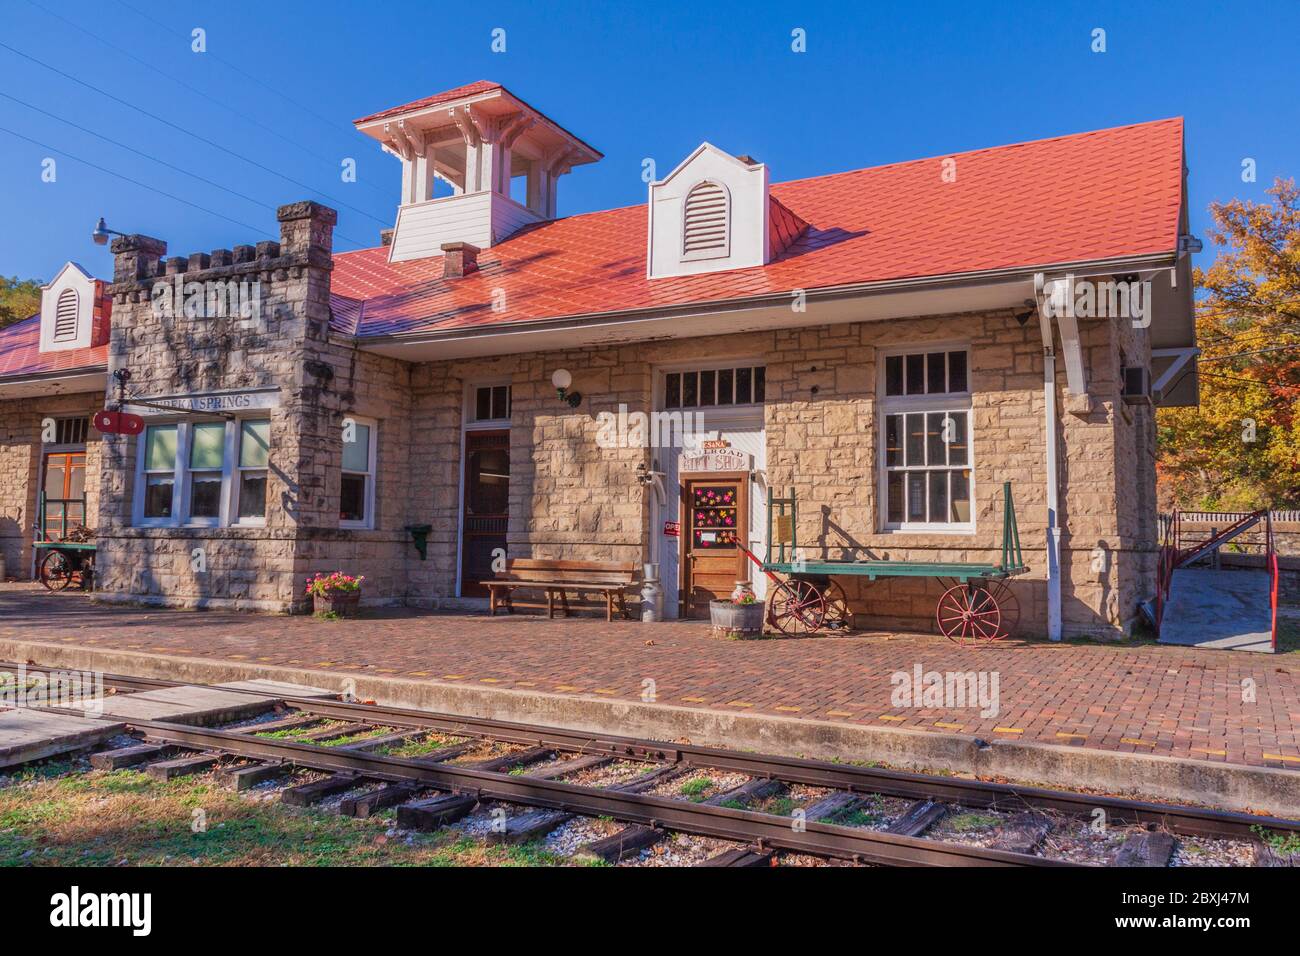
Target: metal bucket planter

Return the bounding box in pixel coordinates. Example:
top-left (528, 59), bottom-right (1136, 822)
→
top-left (709, 600), bottom-right (764, 639)
top-left (314, 588), bottom-right (362, 618)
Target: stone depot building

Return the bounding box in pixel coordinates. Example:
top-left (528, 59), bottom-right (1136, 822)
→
top-left (0, 82), bottom-right (1199, 639)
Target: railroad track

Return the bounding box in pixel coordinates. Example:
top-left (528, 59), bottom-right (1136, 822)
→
top-left (11, 662), bottom-right (1300, 867)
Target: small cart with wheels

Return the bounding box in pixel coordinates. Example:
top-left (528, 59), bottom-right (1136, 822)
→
top-left (740, 481), bottom-right (1029, 644)
top-left (32, 491), bottom-right (96, 591)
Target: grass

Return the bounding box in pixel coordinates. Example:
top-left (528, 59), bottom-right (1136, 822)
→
top-left (828, 807), bottom-right (882, 827)
top-left (677, 777), bottom-right (714, 800)
top-left (946, 812), bottom-right (1001, 832)
top-left (1252, 825), bottom-right (1300, 857)
top-left (0, 761), bottom-right (578, 867)
top-left (378, 736), bottom-right (468, 758)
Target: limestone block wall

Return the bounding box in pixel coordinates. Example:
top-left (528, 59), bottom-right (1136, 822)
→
top-left (0, 392), bottom-right (104, 578)
top-left (399, 308), bottom-right (1155, 637)
top-left (95, 202), bottom-right (343, 611)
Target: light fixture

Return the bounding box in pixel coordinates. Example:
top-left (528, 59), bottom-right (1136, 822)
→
top-left (551, 368), bottom-right (581, 408)
top-left (92, 217), bottom-right (127, 246)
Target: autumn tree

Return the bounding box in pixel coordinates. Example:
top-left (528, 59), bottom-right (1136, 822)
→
top-left (1157, 178), bottom-right (1300, 510)
top-left (0, 276), bottom-right (42, 329)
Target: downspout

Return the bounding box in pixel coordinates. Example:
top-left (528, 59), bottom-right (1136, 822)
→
top-left (1035, 273), bottom-right (1063, 642)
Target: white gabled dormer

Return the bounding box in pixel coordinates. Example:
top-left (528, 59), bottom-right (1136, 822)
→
top-left (39, 262), bottom-right (107, 353)
top-left (648, 143), bottom-right (792, 280)
top-left (353, 82), bottom-right (602, 263)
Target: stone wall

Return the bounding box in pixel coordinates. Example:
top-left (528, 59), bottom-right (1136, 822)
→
top-left (399, 309), bottom-right (1157, 638)
top-left (0, 392), bottom-right (104, 578)
top-left (96, 202), bottom-right (345, 611)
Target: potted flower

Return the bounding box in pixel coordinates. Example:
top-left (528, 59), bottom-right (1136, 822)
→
top-left (306, 571), bottom-right (365, 618)
top-left (709, 582), bottom-right (765, 639)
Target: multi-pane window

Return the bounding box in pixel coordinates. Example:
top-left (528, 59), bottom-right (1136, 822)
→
top-left (664, 365), bottom-right (765, 409)
top-left (237, 421), bottom-right (270, 520)
top-left (142, 425), bottom-right (178, 520)
top-left (473, 385), bottom-right (511, 422)
top-left (881, 349), bottom-right (973, 530)
top-left (135, 419), bottom-right (270, 526)
top-left (52, 417), bottom-right (89, 445)
top-left (340, 418), bottom-right (376, 528)
top-left (188, 422), bottom-right (225, 522)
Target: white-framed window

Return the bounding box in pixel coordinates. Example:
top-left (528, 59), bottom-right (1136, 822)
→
top-left (879, 347), bottom-right (973, 532)
top-left (471, 384), bottom-right (511, 424)
top-left (340, 416), bottom-right (377, 529)
top-left (134, 418), bottom-right (271, 528)
top-left (664, 364), bottom-right (765, 409)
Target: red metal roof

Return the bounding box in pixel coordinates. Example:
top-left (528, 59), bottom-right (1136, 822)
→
top-left (354, 80), bottom-right (504, 124)
top-left (331, 117), bottom-right (1185, 340)
top-left (0, 313), bottom-right (108, 380)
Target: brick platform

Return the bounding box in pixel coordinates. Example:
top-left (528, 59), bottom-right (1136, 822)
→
top-left (1, 583), bottom-right (1297, 772)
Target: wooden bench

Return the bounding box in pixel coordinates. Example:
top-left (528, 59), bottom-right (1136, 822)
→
top-left (486, 559), bottom-right (639, 621)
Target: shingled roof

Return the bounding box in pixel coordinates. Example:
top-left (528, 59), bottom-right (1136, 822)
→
top-left (329, 117), bottom-right (1185, 339)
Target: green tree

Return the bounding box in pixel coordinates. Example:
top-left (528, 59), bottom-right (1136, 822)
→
top-left (0, 276), bottom-right (43, 329)
top-left (1158, 178), bottom-right (1300, 510)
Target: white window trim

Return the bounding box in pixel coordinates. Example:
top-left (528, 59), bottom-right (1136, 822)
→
top-left (877, 345), bottom-right (975, 535)
top-left (132, 417), bottom-right (271, 529)
top-left (658, 359), bottom-right (767, 412)
top-left (464, 381), bottom-right (512, 430)
top-left (340, 415), bottom-right (377, 530)
top-left (231, 420), bottom-right (269, 528)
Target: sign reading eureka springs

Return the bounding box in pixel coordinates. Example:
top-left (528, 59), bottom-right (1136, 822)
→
top-left (124, 387), bottom-right (281, 416)
top-left (679, 439), bottom-right (752, 473)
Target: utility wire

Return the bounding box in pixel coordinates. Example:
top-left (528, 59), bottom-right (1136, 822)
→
top-left (0, 39), bottom-right (389, 227)
top-left (0, 92), bottom-right (367, 248)
top-left (112, 0), bottom-right (369, 152)
top-left (0, 125), bottom-right (272, 237)
top-left (23, 0), bottom-right (392, 203)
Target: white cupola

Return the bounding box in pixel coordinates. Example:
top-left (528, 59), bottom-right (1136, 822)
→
top-left (647, 143), bottom-right (805, 280)
top-left (39, 262), bottom-right (108, 353)
top-left (354, 81), bottom-right (602, 263)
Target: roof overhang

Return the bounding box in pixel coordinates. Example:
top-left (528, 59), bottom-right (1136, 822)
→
top-left (0, 368), bottom-right (107, 400)
top-left (352, 251), bottom-right (1188, 363)
top-left (354, 84), bottom-right (601, 171)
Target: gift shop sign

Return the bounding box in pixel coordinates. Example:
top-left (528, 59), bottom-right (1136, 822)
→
top-left (679, 440), bottom-right (751, 473)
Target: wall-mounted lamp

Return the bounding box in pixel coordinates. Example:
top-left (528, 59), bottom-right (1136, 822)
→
top-left (91, 217), bottom-right (128, 246)
top-left (551, 368), bottom-right (582, 408)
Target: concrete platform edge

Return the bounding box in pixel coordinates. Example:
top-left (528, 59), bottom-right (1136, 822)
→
top-left (3, 637), bottom-right (1296, 818)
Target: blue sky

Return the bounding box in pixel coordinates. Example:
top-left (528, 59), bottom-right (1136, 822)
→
top-left (1, 0), bottom-right (1297, 281)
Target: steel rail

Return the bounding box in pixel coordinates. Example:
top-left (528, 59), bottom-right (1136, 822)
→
top-left (10, 661), bottom-right (1297, 841)
top-left (123, 714), bottom-right (1069, 867)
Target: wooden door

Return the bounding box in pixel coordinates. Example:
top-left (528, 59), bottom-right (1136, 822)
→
top-left (41, 452), bottom-right (86, 540)
top-left (681, 472), bottom-right (749, 618)
top-left (461, 430), bottom-right (509, 597)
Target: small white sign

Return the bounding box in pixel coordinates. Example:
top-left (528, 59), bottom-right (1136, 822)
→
top-left (126, 388), bottom-right (280, 416)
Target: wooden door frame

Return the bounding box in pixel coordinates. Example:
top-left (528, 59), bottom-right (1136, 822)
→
top-left (459, 428), bottom-right (510, 598)
top-left (678, 470), bottom-right (750, 618)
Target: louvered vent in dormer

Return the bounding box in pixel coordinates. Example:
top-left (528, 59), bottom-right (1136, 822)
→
top-left (682, 181), bottom-right (729, 260)
top-left (53, 288), bottom-right (79, 341)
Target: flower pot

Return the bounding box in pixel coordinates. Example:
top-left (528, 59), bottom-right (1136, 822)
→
top-left (709, 599), bottom-right (764, 639)
top-left (314, 588), bottom-right (362, 618)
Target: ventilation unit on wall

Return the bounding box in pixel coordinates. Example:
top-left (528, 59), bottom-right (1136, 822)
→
top-left (1121, 366), bottom-right (1151, 404)
top-left (53, 288), bottom-right (79, 341)
top-left (682, 181), bottom-right (729, 260)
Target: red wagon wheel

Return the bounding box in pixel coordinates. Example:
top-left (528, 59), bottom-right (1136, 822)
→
top-left (821, 579), bottom-right (854, 631)
top-left (982, 578), bottom-right (1019, 639)
top-left (767, 579), bottom-right (826, 636)
top-left (39, 550), bottom-right (75, 591)
top-left (936, 583), bottom-right (1002, 645)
